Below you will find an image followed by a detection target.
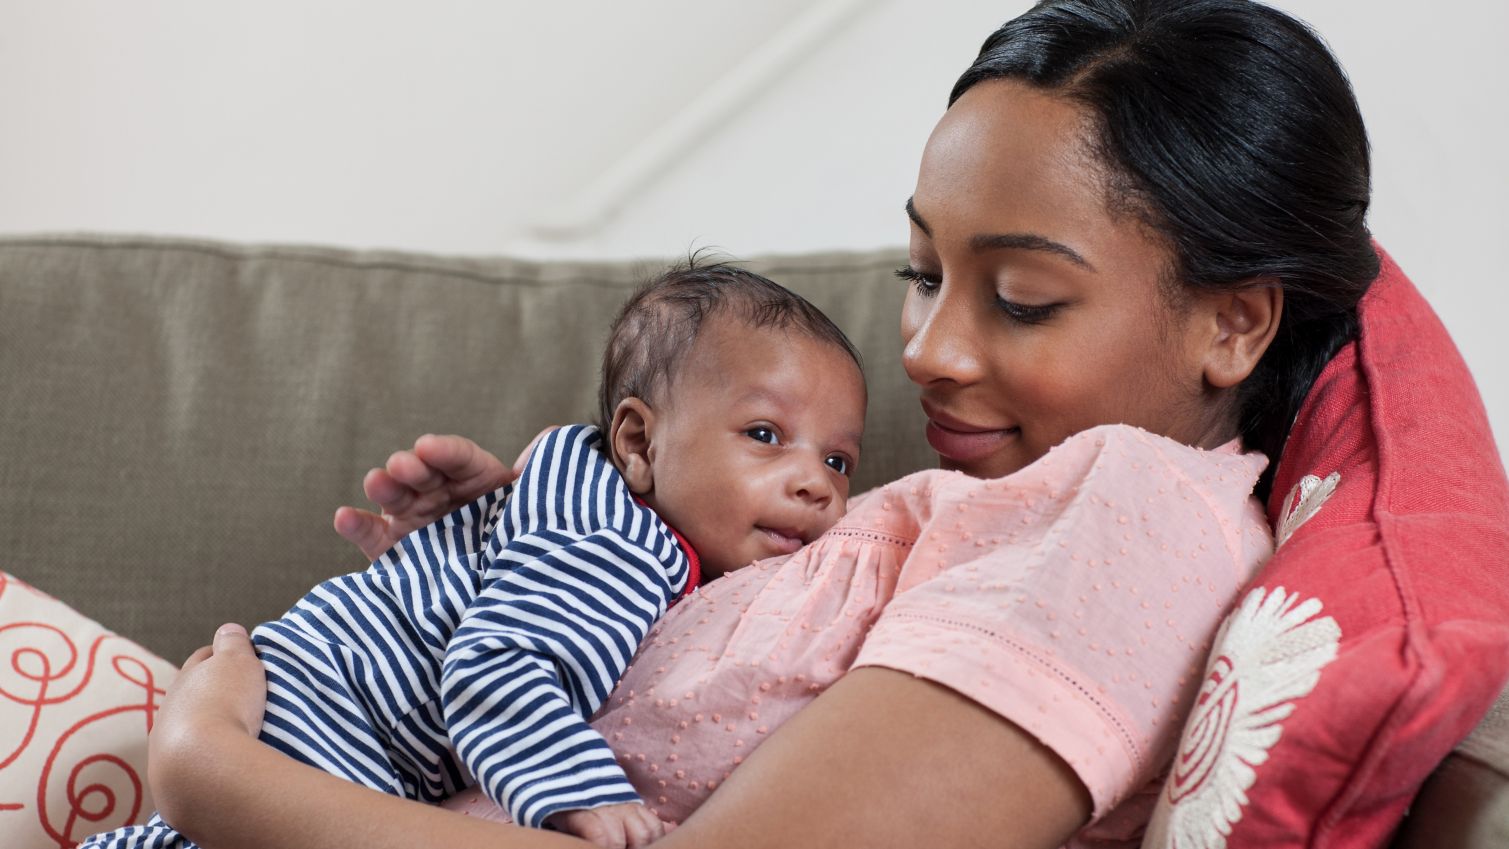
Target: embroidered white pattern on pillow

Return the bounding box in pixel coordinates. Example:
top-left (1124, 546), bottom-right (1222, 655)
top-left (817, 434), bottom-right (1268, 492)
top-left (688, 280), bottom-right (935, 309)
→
top-left (1274, 472), bottom-right (1340, 549)
top-left (1141, 587), bottom-right (1341, 849)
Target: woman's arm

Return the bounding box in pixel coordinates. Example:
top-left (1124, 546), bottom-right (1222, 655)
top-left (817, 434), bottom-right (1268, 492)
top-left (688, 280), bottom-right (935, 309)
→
top-left (161, 720), bottom-right (588, 849)
top-left (658, 667), bottom-right (1091, 849)
top-left (149, 626), bottom-right (590, 849)
top-left (154, 630), bottom-right (1090, 849)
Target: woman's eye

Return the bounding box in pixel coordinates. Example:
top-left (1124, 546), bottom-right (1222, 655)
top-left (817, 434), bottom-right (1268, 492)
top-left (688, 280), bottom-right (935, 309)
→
top-left (996, 298), bottom-right (1059, 326)
top-left (825, 455), bottom-right (852, 476)
top-left (894, 265), bottom-right (940, 297)
top-left (746, 427), bottom-right (779, 445)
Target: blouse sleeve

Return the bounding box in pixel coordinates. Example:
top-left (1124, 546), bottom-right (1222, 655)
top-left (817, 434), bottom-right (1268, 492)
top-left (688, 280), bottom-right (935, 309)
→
top-left (851, 425), bottom-right (1272, 817)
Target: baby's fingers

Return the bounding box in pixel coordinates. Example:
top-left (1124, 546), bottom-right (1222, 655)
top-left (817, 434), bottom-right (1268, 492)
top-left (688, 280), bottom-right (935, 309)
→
top-left (550, 804), bottom-right (665, 849)
top-left (622, 805), bottom-right (667, 847)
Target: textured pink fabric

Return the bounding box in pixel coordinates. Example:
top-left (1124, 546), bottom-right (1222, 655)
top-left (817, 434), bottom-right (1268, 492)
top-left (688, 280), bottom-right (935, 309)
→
top-left (443, 424), bottom-right (1270, 845)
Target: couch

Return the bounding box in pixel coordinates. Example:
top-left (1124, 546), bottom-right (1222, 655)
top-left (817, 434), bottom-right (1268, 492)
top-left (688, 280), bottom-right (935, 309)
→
top-left (1, 233), bottom-right (1505, 847)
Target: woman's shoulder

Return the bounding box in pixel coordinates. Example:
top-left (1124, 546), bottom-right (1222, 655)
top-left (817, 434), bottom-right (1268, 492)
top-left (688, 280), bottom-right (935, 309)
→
top-left (1040, 423), bottom-right (1268, 496)
top-left (1043, 424), bottom-right (1274, 576)
top-left (869, 424), bottom-right (1266, 495)
top-left (847, 424), bottom-right (1269, 549)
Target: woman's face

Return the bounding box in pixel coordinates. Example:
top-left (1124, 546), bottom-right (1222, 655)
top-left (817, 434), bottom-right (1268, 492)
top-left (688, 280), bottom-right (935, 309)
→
top-left (902, 79), bottom-right (1223, 479)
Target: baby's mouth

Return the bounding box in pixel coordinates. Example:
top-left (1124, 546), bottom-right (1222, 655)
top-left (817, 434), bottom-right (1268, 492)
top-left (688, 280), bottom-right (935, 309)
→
top-left (756, 526), bottom-right (805, 555)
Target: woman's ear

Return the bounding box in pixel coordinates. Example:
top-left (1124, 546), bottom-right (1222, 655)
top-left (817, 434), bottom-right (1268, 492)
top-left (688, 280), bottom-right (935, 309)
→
top-left (609, 397), bottom-right (656, 495)
top-left (1201, 282), bottom-right (1283, 389)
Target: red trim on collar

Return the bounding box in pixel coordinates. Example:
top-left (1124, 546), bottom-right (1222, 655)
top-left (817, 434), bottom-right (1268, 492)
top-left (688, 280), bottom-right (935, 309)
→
top-left (663, 523), bottom-right (702, 602)
top-left (633, 496), bottom-right (702, 601)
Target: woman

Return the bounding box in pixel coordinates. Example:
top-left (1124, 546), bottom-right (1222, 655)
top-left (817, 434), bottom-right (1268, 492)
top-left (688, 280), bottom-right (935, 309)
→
top-left (140, 1), bottom-right (1379, 847)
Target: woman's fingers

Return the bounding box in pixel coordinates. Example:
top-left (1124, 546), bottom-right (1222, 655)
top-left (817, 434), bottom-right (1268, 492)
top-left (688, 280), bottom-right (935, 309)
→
top-left (374, 436), bottom-right (511, 510)
top-left (148, 623), bottom-right (270, 828)
top-left (413, 434), bottom-right (513, 496)
top-left (206, 623), bottom-right (265, 738)
top-left (364, 465), bottom-right (418, 514)
top-left (156, 624), bottom-right (267, 744)
top-left (213, 623), bottom-right (252, 655)
top-left (333, 505), bottom-right (396, 562)
top-left (385, 447), bottom-right (448, 494)
top-left (511, 427), bottom-right (558, 474)
top-left (335, 434), bottom-right (515, 561)
top-left (178, 644), bottom-right (214, 675)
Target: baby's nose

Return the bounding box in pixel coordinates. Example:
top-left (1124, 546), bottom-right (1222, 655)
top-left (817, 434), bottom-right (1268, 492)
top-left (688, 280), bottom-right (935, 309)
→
top-left (787, 462), bottom-right (834, 508)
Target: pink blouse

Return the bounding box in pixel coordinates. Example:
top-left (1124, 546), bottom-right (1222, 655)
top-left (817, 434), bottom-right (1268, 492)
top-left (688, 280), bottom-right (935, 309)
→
top-left (442, 424), bottom-right (1272, 847)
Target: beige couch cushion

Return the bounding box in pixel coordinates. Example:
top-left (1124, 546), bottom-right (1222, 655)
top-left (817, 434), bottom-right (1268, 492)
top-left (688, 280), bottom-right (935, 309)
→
top-left (1392, 688), bottom-right (1509, 847)
top-left (0, 234), bottom-right (931, 665)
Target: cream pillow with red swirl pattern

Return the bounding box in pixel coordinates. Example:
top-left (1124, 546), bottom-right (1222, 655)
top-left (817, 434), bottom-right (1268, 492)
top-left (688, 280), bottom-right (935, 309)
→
top-left (1, 571), bottom-right (176, 849)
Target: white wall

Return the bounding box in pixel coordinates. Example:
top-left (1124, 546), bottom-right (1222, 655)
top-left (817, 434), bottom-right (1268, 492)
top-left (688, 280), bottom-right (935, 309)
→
top-left (3, 1), bottom-right (1505, 449)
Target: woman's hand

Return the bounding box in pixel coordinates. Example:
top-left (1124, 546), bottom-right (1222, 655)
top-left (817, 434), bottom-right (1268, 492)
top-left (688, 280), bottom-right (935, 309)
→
top-left (142, 625), bottom-right (590, 849)
top-left (148, 624), bottom-right (267, 829)
top-left (333, 434), bottom-right (521, 560)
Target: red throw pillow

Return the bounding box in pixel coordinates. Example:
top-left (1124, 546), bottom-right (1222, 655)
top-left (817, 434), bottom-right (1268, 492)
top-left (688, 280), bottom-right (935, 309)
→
top-left (1143, 245), bottom-right (1509, 848)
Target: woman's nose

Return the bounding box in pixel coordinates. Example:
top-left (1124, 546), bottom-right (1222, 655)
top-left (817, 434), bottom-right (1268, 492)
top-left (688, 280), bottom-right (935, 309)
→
top-left (901, 287), bottom-right (986, 387)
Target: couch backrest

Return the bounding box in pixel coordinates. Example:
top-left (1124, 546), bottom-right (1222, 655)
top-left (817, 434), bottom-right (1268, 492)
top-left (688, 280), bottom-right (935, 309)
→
top-left (0, 235), bottom-right (934, 663)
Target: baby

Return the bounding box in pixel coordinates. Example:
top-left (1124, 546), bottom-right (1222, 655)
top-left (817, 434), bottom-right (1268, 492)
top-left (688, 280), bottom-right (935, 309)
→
top-left (83, 261), bottom-right (866, 849)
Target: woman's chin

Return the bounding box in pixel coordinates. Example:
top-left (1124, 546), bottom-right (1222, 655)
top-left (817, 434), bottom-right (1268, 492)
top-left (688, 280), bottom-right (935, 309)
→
top-left (936, 449), bottom-right (1032, 480)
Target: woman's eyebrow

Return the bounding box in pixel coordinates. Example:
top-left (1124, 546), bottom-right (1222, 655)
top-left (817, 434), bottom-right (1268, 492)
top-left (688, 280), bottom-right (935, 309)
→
top-left (971, 232), bottom-right (1094, 270)
top-left (905, 197), bottom-right (1095, 271)
top-left (904, 197), bottom-right (934, 236)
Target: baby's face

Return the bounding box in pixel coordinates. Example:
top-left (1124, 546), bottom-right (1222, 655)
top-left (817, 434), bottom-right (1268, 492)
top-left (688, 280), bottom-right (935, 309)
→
top-left (644, 316), bottom-right (866, 579)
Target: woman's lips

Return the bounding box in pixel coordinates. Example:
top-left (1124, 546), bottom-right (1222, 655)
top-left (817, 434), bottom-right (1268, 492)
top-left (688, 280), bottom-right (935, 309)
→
top-left (921, 404), bottom-right (1020, 464)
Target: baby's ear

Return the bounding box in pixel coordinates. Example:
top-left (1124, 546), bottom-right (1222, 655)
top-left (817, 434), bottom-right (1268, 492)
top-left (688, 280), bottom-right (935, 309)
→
top-left (609, 397), bottom-right (656, 495)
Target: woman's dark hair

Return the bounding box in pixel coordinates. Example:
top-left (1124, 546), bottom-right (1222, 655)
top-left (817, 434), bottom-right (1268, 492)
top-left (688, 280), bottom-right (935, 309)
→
top-left (952, 0), bottom-right (1379, 500)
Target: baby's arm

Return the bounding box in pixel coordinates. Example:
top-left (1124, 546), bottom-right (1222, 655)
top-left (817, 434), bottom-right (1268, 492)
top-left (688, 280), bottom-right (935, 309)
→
top-left (441, 425), bottom-right (685, 845)
top-left (441, 529), bottom-right (673, 843)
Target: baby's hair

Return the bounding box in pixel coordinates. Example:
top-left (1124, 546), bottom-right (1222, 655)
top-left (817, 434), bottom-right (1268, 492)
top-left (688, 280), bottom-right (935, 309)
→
top-left (597, 256), bottom-right (863, 431)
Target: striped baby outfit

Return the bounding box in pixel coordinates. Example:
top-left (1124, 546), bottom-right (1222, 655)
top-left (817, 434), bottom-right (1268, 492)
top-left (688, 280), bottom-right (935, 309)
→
top-left (81, 424), bottom-right (698, 848)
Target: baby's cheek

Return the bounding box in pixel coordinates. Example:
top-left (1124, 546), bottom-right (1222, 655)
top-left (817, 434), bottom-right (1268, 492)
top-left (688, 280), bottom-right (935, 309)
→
top-left (678, 522), bottom-right (737, 578)
top-left (700, 540), bottom-right (755, 581)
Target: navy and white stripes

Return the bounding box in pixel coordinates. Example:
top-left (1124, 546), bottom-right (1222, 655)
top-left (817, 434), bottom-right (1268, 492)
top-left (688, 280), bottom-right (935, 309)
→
top-left (443, 425), bottom-right (693, 825)
top-left (80, 424), bottom-right (693, 849)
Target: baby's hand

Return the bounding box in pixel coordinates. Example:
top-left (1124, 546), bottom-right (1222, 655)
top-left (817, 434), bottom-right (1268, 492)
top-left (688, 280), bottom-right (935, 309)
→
top-left (546, 802), bottom-right (674, 849)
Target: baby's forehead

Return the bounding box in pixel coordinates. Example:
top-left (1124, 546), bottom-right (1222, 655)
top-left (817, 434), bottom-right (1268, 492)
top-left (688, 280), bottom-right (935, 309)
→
top-left (681, 315), bottom-right (859, 379)
top-left (677, 317), bottom-right (862, 406)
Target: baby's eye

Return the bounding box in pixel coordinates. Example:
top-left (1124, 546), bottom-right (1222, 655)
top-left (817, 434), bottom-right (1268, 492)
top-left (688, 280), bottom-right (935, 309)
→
top-left (825, 454), bottom-right (852, 476)
top-left (746, 427), bottom-right (779, 445)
